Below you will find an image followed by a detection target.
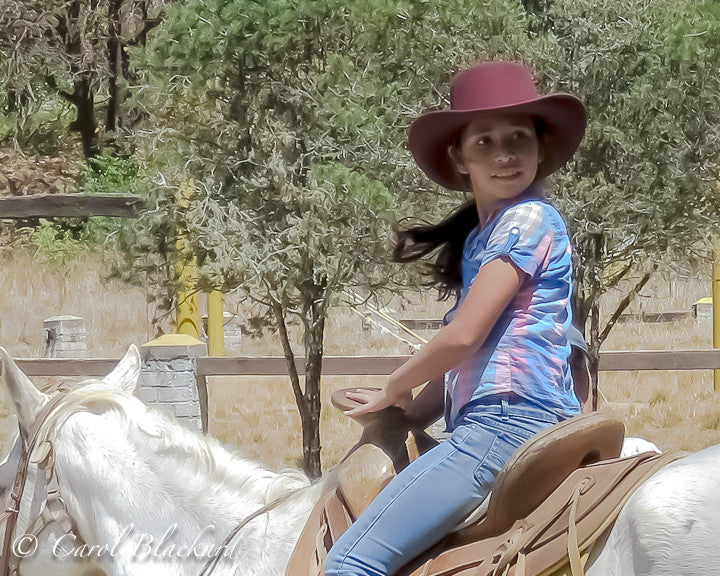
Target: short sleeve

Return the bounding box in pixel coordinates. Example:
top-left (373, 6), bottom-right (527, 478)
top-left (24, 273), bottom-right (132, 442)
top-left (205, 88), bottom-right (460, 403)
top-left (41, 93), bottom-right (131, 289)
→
top-left (479, 202), bottom-right (555, 277)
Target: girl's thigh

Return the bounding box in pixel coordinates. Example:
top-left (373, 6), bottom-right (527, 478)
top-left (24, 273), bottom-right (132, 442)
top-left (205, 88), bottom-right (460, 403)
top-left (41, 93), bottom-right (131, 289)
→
top-left (324, 422), bottom-right (516, 576)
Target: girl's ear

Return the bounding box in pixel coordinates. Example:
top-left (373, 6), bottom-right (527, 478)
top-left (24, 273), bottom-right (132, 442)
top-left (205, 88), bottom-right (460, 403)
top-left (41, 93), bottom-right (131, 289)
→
top-left (448, 145), bottom-right (468, 175)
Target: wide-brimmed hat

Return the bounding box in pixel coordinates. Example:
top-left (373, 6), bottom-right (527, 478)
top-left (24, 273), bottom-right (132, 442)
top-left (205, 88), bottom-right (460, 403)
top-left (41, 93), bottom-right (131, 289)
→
top-left (409, 61), bottom-right (587, 190)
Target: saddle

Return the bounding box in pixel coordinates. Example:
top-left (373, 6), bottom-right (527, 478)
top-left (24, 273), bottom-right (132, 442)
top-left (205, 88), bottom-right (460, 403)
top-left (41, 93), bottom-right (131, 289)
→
top-left (286, 392), bottom-right (682, 576)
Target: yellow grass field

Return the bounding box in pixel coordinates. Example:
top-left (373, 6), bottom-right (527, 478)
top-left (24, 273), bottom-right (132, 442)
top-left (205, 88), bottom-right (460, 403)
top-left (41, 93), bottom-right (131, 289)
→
top-left (1, 248), bottom-right (719, 473)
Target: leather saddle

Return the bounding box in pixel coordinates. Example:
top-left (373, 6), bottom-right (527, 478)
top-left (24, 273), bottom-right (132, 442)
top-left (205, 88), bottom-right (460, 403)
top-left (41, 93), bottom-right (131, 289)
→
top-left (286, 392), bottom-right (681, 576)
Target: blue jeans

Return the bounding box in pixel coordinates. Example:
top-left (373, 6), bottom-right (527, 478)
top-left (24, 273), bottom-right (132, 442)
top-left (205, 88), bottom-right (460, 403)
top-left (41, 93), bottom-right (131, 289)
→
top-left (324, 395), bottom-right (560, 576)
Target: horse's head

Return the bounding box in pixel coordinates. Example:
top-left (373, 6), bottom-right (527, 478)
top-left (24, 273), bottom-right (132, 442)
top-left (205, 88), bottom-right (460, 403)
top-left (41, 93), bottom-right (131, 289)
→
top-left (0, 346), bottom-right (141, 576)
top-left (1, 345), bottom-right (315, 576)
top-left (0, 344), bottom-right (141, 494)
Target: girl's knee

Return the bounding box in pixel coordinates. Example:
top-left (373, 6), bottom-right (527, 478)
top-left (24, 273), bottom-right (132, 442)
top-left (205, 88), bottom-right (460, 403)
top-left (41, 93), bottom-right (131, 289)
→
top-left (323, 549), bottom-right (342, 574)
top-left (322, 551), bottom-right (360, 576)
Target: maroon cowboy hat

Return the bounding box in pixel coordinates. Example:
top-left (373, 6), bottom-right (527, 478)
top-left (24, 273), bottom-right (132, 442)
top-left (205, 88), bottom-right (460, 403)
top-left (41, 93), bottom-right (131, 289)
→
top-left (408, 61), bottom-right (587, 190)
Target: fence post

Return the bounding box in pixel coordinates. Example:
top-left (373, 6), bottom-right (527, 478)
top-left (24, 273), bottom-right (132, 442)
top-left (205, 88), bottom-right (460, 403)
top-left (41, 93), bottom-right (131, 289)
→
top-left (43, 315), bottom-right (87, 358)
top-left (207, 290), bottom-right (225, 356)
top-left (714, 240), bottom-right (720, 392)
top-left (138, 334), bottom-right (208, 433)
top-left (176, 179), bottom-right (201, 339)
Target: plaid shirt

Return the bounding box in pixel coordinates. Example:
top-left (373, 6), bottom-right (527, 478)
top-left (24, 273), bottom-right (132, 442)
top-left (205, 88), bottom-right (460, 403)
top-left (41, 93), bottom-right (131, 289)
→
top-left (443, 193), bottom-right (580, 430)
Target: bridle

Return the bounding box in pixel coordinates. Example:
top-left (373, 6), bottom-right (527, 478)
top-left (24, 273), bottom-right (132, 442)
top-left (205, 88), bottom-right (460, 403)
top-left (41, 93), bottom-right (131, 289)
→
top-left (0, 384), bottom-right (85, 576)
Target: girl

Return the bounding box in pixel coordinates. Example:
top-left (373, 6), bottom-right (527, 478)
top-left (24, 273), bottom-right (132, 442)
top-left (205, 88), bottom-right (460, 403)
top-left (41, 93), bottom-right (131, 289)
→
top-left (324, 60), bottom-right (587, 576)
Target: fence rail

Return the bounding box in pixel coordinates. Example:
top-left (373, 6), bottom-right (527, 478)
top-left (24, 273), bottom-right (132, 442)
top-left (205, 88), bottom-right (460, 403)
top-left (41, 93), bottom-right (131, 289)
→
top-left (14, 349), bottom-right (720, 377)
top-left (0, 194), bottom-right (144, 219)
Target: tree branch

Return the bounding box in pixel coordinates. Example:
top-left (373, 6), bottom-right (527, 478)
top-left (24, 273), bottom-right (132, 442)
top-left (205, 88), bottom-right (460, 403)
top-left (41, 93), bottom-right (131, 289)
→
top-left (597, 263), bottom-right (659, 347)
top-left (45, 75), bottom-right (77, 105)
top-left (271, 301), bottom-right (305, 414)
top-left (127, 17), bottom-right (162, 47)
top-left (604, 260), bottom-right (634, 291)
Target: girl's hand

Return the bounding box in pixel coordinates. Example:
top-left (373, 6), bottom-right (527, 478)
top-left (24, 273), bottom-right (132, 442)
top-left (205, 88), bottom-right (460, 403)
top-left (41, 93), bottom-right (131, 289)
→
top-left (343, 387), bottom-right (409, 418)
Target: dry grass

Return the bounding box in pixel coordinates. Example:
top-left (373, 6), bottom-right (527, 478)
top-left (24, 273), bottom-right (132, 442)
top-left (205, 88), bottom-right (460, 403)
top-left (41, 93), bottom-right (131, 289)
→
top-left (0, 247), bottom-right (154, 357)
top-left (1, 250), bottom-right (720, 473)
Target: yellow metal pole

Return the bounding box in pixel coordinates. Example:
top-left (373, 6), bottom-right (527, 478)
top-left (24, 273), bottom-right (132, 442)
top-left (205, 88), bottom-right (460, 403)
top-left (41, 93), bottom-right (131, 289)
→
top-left (176, 179), bottom-right (201, 339)
top-left (714, 240), bottom-right (720, 391)
top-left (207, 290), bottom-right (225, 356)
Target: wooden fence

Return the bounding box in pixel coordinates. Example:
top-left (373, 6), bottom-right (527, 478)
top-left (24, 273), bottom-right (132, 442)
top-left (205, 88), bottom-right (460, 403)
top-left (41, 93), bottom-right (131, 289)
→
top-left (15, 349), bottom-right (720, 377)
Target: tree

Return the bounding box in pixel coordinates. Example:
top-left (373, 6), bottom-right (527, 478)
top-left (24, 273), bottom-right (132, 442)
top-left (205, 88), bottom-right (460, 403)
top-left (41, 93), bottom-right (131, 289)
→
top-left (525, 0), bottom-right (720, 402)
top-left (0, 0), bottom-right (165, 157)
top-left (131, 0), bottom-right (535, 478)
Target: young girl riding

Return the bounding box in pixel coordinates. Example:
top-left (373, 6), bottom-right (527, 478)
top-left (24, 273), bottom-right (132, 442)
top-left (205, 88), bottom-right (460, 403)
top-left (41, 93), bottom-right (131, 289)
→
top-left (324, 60), bottom-right (587, 576)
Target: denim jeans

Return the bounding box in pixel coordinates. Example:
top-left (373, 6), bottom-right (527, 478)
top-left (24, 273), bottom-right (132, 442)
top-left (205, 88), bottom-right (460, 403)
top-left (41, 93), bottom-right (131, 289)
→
top-left (324, 395), bottom-right (561, 576)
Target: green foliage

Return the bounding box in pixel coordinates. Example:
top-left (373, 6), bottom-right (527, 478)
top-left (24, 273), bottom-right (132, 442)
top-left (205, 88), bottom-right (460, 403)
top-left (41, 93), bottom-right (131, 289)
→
top-left (83, 152), bottom-right (140, 195)
top-left (29, 217), bottom-right (120, 264)
top-left (131, 0), bottom-right (536, 308)
top-left (0, 0), bottom-right (168, 157)
top-left (25, 153), bottom-right (141, 264)
top-left (0, 96), bottom-right (76, 155)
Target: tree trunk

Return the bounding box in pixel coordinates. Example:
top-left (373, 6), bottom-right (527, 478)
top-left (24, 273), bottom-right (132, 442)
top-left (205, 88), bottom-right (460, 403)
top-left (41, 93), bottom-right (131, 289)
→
top-left (588, 301), bottom-right (600, 411)
top-left (574, 233), bottom-right (603, 410)
top-left (64, 0), bottom-right (100, 158)
top-left (69, 75), bottom-right (99, 158)
top-left (272, 300), bottom-right (324, 480)
top-left (106, 0), bottom-right (123, 135)
top-left (302, 296), bottom-right (326, 480)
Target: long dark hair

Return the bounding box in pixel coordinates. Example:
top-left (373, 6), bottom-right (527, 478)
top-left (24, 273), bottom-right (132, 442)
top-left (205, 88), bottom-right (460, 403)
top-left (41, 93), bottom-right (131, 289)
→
top-left (393, 200), bottom-right (479, 300)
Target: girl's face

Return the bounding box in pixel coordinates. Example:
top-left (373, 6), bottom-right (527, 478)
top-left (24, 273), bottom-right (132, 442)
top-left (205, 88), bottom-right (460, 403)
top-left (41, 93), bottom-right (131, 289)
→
top-left (455, 112), bottom-right (543, 213)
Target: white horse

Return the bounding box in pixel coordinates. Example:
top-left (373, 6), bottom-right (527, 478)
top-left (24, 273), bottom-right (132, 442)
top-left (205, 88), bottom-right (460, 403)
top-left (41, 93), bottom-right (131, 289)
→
top-left (1, 346), bottom-right (719, 576)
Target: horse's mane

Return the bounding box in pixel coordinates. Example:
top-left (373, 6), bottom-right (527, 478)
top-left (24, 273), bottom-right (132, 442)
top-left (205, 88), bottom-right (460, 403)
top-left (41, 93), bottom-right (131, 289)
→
top-left (37, 383), bottom-right (311, 506)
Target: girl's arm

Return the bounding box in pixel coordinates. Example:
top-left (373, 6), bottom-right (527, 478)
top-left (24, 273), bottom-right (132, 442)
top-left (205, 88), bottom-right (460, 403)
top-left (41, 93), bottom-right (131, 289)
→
top-left (345, 257), bottom-right (524, 416)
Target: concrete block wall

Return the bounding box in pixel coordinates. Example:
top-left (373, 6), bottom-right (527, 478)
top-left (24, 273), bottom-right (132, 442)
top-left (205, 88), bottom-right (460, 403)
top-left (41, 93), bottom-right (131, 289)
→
top-left (138, 334), bottom-right (208, 433)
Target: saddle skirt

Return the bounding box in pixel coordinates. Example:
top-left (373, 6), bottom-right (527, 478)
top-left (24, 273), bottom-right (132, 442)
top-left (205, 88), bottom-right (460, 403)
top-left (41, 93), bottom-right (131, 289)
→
top-left (286, 411), bottom-right (682, 576)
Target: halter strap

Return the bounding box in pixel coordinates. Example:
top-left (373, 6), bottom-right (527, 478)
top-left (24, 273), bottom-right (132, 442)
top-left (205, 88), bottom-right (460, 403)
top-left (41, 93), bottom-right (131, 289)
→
top-left (1, 388), bottom-right (69, 576)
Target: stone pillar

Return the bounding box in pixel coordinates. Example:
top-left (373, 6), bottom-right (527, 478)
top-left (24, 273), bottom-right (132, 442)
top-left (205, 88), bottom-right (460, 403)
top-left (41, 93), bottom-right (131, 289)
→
top-left (223, 313), bottom-right (243, 355)
top-left (44, 315), bottom-right (87, 358)
top-left (139, 334), bottom-right (208, 433)
top-left (202, 311), bottom-right (243, 355)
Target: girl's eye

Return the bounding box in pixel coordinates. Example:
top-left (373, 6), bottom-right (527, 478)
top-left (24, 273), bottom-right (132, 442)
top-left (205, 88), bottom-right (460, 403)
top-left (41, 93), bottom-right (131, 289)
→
top-left (476, 137), bottom-right (490, 146)
top-left (513, 130), bottom-right (530, 140)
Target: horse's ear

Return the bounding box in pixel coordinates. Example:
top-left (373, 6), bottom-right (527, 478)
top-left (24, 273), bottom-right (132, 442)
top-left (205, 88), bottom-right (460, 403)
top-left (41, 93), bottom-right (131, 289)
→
top-left (0, 347), bottom-right (48, 442)
top-left (102, 345), bottom-right (141, 395)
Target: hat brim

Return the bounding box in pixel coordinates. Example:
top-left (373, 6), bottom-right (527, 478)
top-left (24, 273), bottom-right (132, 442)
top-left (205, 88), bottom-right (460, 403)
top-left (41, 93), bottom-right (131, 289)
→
top-left (409, 94), bottom-right (587, 191)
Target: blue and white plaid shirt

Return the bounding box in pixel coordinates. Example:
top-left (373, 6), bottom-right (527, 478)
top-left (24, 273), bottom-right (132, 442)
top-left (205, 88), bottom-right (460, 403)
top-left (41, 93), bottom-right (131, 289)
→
top-left (443, 189), bottom-right (580, 430)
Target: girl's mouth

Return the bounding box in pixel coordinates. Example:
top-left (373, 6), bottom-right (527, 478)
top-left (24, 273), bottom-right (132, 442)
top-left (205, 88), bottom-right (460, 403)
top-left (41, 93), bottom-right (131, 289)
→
top-left (492, 171), bottom-right (522, 180)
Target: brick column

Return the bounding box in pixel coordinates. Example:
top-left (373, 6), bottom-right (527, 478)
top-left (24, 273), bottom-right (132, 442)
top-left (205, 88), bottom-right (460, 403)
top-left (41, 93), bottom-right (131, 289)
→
top-left (139, 334), bottom-right (208, 433)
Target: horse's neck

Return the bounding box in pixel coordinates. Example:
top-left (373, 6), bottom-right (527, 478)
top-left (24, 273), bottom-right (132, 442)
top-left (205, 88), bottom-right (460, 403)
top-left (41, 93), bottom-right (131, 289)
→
top-left (52, 404), bottom-right (321, 573)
